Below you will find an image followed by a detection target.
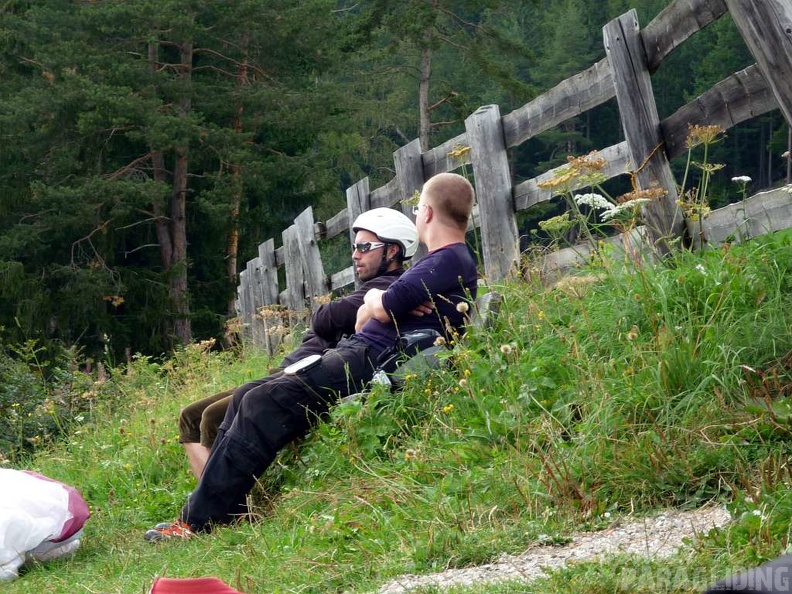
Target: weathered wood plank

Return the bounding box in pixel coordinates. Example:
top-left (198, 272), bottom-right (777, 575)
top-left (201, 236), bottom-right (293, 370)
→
top-left (642, 0), bottom-right (728, 72)
top-left (514, 142), bottom-right (632, 211)
top-left (254, 238), bottom-right (279, 353)
top-left (370, 176), bottom-right (401, 209)
top-left (661, 65), bottom-right (777, 159)
top-left (540, 226), bottom-right (655, 277)
top-left (329, 266), bottom-right (356, 293)
top-left (244, 260), bottom-right (262, 347)
top-left (422, 132), bottom-right (468, 178)
top-left (281, 224), bottom-right (304, 313)
top-left (234, 283), bottom-right (242, 318)
top-left (248, 257), bottom-right (263, 312)
top-left (687, 186), bottom-right (792, 248)
top-left (394, 138), bottom-right (425, 207)
top-left (604, 9), bottom-right (683, 254)
top-left (724, 0), bottom-right (792, 126)
top-left (465, 104), bottom-right (519, 281)
top-left (346, 178), bottom-right (370, 241)
top-left (503, 58), bottom-right (615, 148)
top-left (394, 138), bottom-right (427, 260)
top-left (324, 208), bottom-right (351, 241)
top-left (346, 177), bottom-right (371, 289)
top-left (250, 258), bottom-right (270, 352)
top-left (274, 245), bottom-right (285, 268)
top-left (257, 238), bottom-right (278, 305)
top-left (294, 207), bottom-right (328, 308)
top-left (237, 269), bottom-right (251, 341)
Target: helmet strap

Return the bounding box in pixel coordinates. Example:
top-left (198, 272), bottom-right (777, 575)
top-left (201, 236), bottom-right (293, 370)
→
top-left (376, 243), bottom-right (398, 275)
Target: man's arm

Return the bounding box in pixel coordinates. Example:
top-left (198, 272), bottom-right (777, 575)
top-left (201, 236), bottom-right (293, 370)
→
top-left (355, 291), bottom-right (434, 332)
top-left (312, 275), bottom-right (398, 341)
top-left (354, 288), bottom-right (387, 332)
top-left (376, 246), bottom-right (474, 326)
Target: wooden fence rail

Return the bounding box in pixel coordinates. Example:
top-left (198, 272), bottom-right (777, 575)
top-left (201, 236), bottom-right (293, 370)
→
top-left (236, 0), bottom-right (792, 351)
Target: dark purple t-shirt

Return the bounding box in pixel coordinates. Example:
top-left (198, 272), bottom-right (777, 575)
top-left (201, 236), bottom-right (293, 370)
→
top-left (358, 242), bottom-right (478, 354)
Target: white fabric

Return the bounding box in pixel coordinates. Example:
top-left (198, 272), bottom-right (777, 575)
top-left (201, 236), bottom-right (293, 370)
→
top-left (0, 469), bottom-right (78, 581)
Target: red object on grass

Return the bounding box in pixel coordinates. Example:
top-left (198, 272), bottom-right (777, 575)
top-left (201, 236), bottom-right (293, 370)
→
top-left (149, 577), bottom-right (245, 594)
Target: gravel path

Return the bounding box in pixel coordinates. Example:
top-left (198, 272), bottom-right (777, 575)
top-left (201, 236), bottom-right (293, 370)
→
top-left (378, 506), bottom-right (731, 593)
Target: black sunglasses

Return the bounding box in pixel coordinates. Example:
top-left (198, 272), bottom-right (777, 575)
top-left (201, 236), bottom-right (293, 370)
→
top-left (352, 241), bottom-right (386, 253)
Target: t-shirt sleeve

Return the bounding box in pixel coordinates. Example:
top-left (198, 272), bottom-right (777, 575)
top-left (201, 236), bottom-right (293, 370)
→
top-left (380, 248), bottom-right (466, 319)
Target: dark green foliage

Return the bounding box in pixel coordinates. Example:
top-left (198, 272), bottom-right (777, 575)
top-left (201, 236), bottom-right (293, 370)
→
top-left (0, 0), bottom-right (366, 359)
top-left (0, 338), bottom-right (100, 462)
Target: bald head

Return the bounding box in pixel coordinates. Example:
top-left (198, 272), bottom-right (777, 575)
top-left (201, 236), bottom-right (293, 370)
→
top-left (422, 173), bottom-right (474, 231)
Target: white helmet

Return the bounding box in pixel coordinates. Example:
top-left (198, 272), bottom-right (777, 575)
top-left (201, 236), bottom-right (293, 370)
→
top-left (352, 208), bottom-right (418, 259)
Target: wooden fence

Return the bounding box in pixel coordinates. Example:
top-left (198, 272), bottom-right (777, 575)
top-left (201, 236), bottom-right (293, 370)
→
top-left (236, 0), bottom-right (792, 351)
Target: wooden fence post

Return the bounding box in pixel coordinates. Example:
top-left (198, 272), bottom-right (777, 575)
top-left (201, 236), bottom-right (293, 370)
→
top-left (257, 238), bottom-right (278, 305)
top-left (294, 207), bottom-right (327, 308)
top-left (282, 224), bottom-right (307, 332)
top-left (256, 238), bottom-right (279, 354)
top-left (604, 9), bottom-right (683, 255)
top-left (245, 258), bottom-right (266, 349)
top-left (394, 138), bottom-right (427, 260)
top-left (346, 177), bottom-right (371, 288)
top-left (465, 104), bottom-right (519, 282)
top-left (724, 0), bottom-right (792, 127)
top-left (236, 269), bottom-right (251, 344)
top-left (282, 225), bottom-right (305, 312)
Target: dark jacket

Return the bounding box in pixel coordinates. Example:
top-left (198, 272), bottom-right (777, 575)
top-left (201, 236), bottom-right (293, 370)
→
top-left (280, 268), bottom-right (404, 367)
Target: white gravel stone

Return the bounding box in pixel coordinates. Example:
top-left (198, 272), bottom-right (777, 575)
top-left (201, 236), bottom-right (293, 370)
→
top-left (378, 505), bottom-right (731, 593)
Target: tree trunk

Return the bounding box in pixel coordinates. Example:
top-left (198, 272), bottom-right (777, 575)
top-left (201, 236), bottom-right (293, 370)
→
top-left (170, 39), bottom-right (193, 347)
top-left (418, 34), bottom-right (432, 152)
top-left (227, 166), bottom-right (241, 315)
top-left (418, 1), bottom-right (438, 152)
top-left (148, 42), bottom-right (173, 271)
top-left (226, 51), bottom-right (247, 317)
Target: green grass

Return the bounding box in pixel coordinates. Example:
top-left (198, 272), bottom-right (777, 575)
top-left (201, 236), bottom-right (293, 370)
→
top-left (5, 231), bottom-right (792, 593)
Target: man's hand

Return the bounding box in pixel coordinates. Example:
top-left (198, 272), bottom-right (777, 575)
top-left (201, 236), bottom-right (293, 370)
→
top-left (409, 300), bottom-right (434, 317)
top-left (355, 288), bottom-right (390, 332)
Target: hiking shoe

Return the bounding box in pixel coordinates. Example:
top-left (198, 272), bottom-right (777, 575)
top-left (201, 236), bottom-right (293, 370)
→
top-left (144, 519), bottom-right (195, 542)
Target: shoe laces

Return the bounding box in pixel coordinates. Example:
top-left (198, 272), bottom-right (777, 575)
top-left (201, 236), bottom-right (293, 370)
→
top-left (146, 519), bottom-right (194, 541)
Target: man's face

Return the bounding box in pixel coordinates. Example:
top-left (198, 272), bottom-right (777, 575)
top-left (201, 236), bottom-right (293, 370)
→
top-left (352, 230), bottom-right (387, 282)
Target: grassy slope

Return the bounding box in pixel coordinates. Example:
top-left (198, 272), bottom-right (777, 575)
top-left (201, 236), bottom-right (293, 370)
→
top-left (6, 231), bottom-right (792, 594)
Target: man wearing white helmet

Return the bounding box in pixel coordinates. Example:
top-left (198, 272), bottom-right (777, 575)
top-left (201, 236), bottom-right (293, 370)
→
top-left (176, 207), bottom-right (417, 480)
top-left (146, 173), bottom-right (477, 540)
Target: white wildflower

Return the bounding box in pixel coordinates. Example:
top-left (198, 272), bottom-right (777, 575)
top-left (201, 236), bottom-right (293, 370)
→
top-left (574, 193), bottom-right (614, 211)
top-left (601, 198), bottom-right (651, 221)
top-left (695, 264), bottom-right (707, 275)
top-left (731, 176), bottom-right (751, 184)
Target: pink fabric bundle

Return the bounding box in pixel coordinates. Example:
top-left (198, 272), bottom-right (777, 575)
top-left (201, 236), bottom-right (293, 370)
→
top-left (0, 469), bottom-right (90, 581)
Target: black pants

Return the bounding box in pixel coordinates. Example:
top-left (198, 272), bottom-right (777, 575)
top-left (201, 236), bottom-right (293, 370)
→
top-left (217, 371), bottom-right (286, 438)
top-left (180, 335), bottom-right (379, 532)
